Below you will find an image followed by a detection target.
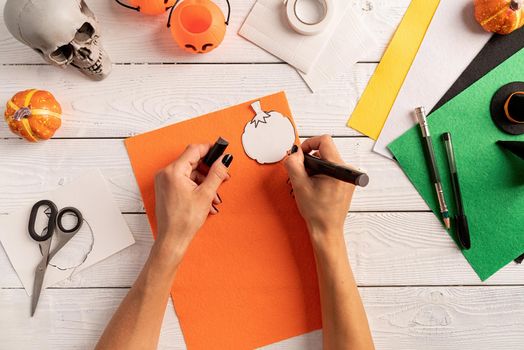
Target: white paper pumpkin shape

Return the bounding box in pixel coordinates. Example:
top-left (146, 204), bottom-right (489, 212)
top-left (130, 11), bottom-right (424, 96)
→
top-left (242, 101), bottom-right (296, 164)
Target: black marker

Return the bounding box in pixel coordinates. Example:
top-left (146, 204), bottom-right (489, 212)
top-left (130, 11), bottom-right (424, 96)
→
top-left (302, 152), bottom-right (369, 187)
top-left (442, 132), bottom-right (471, 250)
top-left (202, 137), bottom-right (229, 169)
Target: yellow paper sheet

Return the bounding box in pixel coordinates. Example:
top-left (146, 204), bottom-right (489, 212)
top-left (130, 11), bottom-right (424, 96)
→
top-left (347, 0), bottom-right (440, 140)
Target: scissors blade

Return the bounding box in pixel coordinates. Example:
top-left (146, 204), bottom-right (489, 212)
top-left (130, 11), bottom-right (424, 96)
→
top-left (48, 235), bottom-right (74, 261)
top-left (31, 258), bottom-right (48, 317)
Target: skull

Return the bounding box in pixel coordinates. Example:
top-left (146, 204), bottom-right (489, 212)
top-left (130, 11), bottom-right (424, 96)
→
top-left (3, 0), bottom-right (112, 80)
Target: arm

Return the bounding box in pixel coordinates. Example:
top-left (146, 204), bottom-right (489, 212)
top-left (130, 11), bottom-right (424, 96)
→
top-left (96, 144), bottom-right (233, 350)
top-left (284, 135), bottom-right (374, 350)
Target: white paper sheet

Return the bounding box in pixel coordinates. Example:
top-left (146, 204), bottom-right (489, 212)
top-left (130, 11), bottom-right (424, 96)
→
top-left (239, 0), bottom-right (376, 91)
top-left (299, 7), bottom-right (376, 92)
top-left (0, 170), bottom-right (135, 296)
top-left (239, 0), bottom-right (344, 74)
top-left (373, 0), bottom-right (492, 158)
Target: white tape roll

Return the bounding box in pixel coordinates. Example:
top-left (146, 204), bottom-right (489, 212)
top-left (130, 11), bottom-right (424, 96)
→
top-left (285, 0), bottom-right (334, 36)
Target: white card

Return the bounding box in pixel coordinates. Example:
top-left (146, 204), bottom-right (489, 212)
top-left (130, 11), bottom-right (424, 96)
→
top-left (0, 170), bottom-right (135, 295)
top-left (239, 0), bottom-right (349, 74)
top-left (373, 0), bottom-right (492, 158)
top-left (239, 0), bottom-right (376, 92)
top-left (299, 7), bottom-right (377, 92)
top-left (241, 101), bottom-right (296, 164)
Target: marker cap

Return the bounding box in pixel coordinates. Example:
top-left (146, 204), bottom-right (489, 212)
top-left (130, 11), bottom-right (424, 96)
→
top-left (203, 137), bottom-right (229, 167)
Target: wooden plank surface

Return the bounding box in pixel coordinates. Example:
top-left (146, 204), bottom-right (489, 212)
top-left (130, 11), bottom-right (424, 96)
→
top-left (0, 138), bottom-right (426, 214)
top-left (0, 64), bottom-right (372, 138)
top-left (2, 0), bottom-right (524, 348)
top-left (2, 213), bottom-right (523, 289)
top-left (1, 286), bottom-right (523, 350)
top-left (0, 0), bottom-right (410, 64)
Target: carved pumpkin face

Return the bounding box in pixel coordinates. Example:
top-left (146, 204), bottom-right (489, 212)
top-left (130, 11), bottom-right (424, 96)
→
top-left (169, 0), bottom-right (226, 54)
top-left (4, 89), bottom-right (62, 142)
top-left (127, 0), bottom-right (178, 15)
top-left (474, 0), bottom-right (524, 34)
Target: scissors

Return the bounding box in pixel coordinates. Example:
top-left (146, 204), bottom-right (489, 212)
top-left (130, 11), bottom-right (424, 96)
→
top-left (28, 199), bottom-right (83, 317)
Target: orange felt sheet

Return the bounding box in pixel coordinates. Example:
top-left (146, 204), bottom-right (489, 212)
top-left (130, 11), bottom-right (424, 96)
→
top-left (125, 92), bottom-right (321, 349)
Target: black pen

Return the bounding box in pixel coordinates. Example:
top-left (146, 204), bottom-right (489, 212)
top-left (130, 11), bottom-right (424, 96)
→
top-left (442, 132), bottom-right (471, 250)
top-left (302, 151), bottom-right (369, 187)
top-left (415, 107), bottom-right (451, 229)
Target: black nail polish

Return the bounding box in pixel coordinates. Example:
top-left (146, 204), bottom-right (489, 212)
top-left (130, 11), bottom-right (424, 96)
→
top-left (217, 193), bottom-right (222, 203)
top-left (291, 145), bottom-right (299, 154)
top-left (212, 204), bottom-right (219, 213)
top-left (222, 154), bottom-right (233, 167)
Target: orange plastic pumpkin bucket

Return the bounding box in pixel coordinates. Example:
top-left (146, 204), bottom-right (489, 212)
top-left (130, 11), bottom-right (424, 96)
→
top-left (168, 0), bottom-right (230, 54)
top-left (115, 0), bottom-right (177, 16)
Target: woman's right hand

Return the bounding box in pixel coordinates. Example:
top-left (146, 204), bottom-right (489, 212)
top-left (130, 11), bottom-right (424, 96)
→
top-left (286, 136), bottom-right (375, 350)
top-left (284, 135), bottom-right (355, 242)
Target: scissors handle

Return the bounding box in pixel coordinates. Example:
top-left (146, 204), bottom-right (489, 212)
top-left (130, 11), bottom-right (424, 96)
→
top-left (48, 207), bottom-right (83, 260)
top-left (28, 200), bottom-right (58, 242)
top-left (57, 207), bottom-right (83, 234)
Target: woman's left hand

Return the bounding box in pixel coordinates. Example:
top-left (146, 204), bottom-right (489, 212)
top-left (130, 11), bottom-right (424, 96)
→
top-left (153, 144), bottom-right (233, 270)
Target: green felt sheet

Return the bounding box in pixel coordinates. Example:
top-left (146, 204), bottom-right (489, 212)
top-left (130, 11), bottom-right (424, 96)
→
top-left (388, 48), bottom-right (524, 281)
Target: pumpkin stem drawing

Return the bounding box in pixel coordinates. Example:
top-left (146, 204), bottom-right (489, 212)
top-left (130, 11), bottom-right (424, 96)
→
top-left (241, 101), bottom-right (296, 164)
top-left (249, 101), bottom-right (271, 127)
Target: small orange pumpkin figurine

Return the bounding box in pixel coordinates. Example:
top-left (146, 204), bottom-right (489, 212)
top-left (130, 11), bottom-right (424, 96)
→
top-left (4, 89), bottom-right (62, 142)
top-left (115, 0), bottom-right (177, 16)
top-left (474, 0), bottom-right (524, 35)
top-left (168, 0), bottom-right (230, 54)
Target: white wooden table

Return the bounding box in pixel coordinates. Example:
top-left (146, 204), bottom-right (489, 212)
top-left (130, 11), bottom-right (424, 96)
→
top-left (1, 0), bottom-right (523, 349)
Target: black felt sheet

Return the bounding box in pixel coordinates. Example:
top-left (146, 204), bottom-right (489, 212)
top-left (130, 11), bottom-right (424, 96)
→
top-left (431, 28), bottom-right (524, 113)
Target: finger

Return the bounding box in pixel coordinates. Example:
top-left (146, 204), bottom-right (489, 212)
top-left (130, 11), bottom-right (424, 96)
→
top-left (173, 144), bottom-right (212, 177)
top-left (190, 170), bottom-right (207, 185)
top-left (198, 154), bottom-right (233, 200)
top-left (284, 145), bottom-right (311, 190)
top-left (192, 169), bottom-right (229, 206)
top-left (213, 193), bottom-right (222, 205)
top-left (301, 135), bottom-right (343, 163)
top-left (210, 204), bottom-right (219, 215)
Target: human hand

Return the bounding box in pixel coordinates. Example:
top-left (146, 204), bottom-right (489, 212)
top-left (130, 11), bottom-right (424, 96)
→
top-left (284, 135), bottom-right (354, 242)
top-left (152, 144), bottom-right (233, 270)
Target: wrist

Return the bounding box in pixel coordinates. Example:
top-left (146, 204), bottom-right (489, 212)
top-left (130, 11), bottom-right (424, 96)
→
top-left (308, 227), bottom-right (346, 256)
top-left (149, 237), bottom-right (186, 276)
top-left (307, 222), bottom-right (344, 242)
